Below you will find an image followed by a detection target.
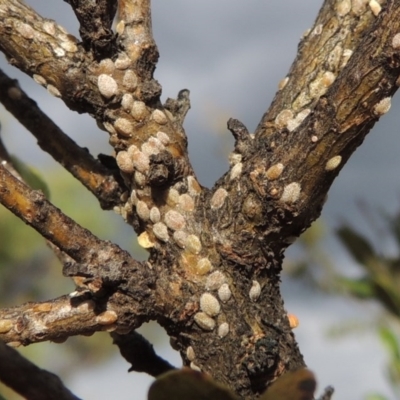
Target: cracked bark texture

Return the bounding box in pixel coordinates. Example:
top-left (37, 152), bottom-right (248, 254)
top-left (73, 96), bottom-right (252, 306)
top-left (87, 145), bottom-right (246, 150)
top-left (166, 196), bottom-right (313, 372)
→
top-left (0, 0), bottom-right (399, 399)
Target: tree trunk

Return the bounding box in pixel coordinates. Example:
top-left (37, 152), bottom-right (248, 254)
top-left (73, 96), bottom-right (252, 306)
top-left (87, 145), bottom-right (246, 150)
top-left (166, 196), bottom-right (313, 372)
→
top-left (0, 0), bottom-right (399, 398)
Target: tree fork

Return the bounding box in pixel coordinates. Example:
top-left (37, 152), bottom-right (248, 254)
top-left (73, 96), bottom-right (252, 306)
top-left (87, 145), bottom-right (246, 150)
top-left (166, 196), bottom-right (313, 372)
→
top-left (0, 0), bottom-right (400, 399)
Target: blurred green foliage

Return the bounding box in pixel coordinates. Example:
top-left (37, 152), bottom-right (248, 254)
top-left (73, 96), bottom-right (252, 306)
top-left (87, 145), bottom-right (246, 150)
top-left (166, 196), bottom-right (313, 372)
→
top-left (287, 206), bottom-right (400, 399)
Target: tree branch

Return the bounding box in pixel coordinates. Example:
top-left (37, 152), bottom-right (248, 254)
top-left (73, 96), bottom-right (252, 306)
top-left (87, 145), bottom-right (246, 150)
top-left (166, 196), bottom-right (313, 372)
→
top-left (0, 293), bottom-right (140, 345)
top-left (2, 1), bottom-right (395, 398)
top-left (117, 0), bottom-right (158, 80)
top-left (145, 2), bottom-right (400, 397)
top-left (0, 0), bottom-right (200, 223)
top-left (258, 0), bottom-right (380, 126)
top-left (0, 0), bottom-right (103, 115)
top-left (213, 0), bottom-right (400, 251)
top-left (112, 331), bottom-right (176, 377)
top-left (0, 164), bottom-right (148, 289)
top-left (0, 68), bottom-right (125, 210)
top-left (254, 0), bottom-right (400, 235)
top-left (0, 132), bottom-right (77, 269)
top-left (0, 340), bottom-right (81, 400)
top-left (64, 0), bottom-right (117, 59)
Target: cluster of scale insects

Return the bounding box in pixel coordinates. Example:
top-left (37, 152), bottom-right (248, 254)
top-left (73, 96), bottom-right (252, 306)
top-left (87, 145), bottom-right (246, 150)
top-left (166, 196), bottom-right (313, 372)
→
top-left (23, 2), bottom-right (398, 374)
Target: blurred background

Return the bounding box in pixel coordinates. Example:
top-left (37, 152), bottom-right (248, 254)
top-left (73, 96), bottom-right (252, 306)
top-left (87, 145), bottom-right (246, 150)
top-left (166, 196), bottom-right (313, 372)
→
top-left (1, 0), bottom-right (400, 399)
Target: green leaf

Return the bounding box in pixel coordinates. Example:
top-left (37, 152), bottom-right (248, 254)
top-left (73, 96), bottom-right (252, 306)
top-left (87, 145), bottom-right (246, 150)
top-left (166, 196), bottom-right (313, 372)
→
top-left (337, 226), bottom-right (375, 266)
top-left (148, 369), bottom-right (239, 400)
top-left (365, 394), bottom-right (389, 400)
top-left (260, 369), bottom-right (316, 400)
top-left (379, 326), bottom-right (400, 363)
top-left (387, 359), bottom-right (400, 386)
top-left (335, 276), bottom-right (374, 299)
top-left (378, 326), bottom-right (400, 387)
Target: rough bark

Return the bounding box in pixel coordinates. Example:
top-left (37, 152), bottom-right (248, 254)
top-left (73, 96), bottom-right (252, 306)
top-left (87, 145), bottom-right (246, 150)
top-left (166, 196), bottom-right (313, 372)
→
top-left (0, 69), bottom-right (125, 210)
top-left (0, 0), bottom-right (399, 399)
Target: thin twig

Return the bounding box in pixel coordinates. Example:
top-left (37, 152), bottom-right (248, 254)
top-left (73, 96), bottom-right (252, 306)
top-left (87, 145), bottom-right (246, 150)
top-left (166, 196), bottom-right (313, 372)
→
top-left (0, 340), bottom-right (81, 400)
top-left (317, 386), bottom-right (335, 400)
top-left (0, 293), bottom-right (119, 345)
top-left (0, 164), bottom-right (143, 283)
top-left (0, 288), bottom-right (154, 347)
top-left (0, 127), bottom-right (79, 268)
top-left (112, 331), bottom-right (176, 377)
top-left (0, 69), bottom-right (125, 210)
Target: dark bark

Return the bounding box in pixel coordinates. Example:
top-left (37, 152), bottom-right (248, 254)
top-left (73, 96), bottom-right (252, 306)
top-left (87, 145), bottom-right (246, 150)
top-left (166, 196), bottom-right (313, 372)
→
top-left (0, 69), bottom-right (125, 210)
top-left (64, 0), bottom-right (118, 59)
top-left (112, 331), bottom-right (176, 376)
top-left (0, 0), bottom-right (399, 399)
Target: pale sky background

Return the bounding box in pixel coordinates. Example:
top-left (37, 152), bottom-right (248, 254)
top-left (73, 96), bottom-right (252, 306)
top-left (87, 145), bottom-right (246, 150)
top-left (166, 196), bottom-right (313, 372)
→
top-left (1, 1), bottom-right (400, 399)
